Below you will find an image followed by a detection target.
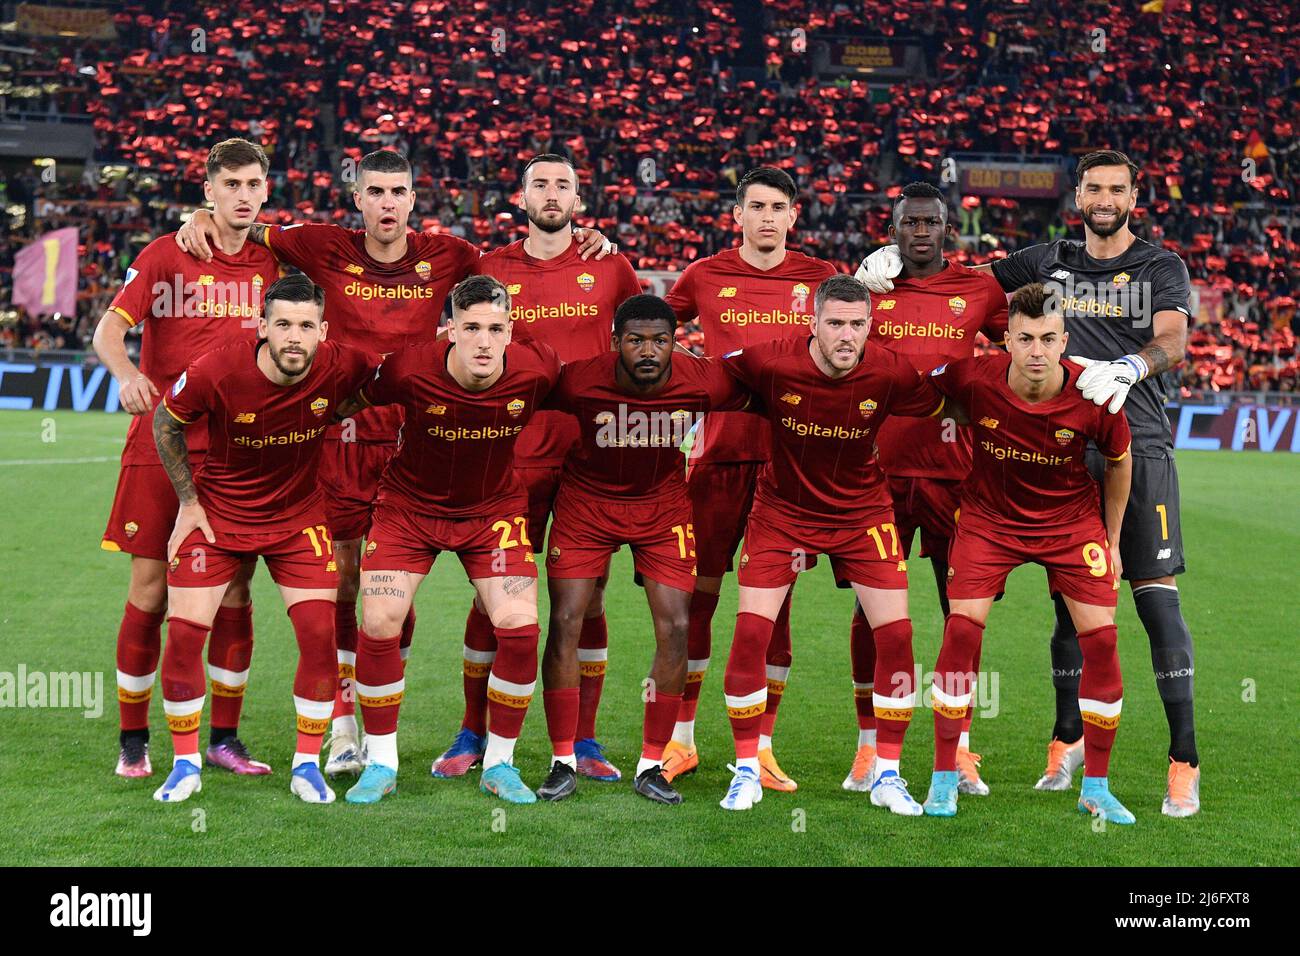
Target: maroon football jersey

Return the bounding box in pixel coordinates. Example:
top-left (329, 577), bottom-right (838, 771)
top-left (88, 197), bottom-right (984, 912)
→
top-left (869, 260), bottom-right (1009, 480)
top-left (665, 248), bottom-right (839, 464)
top-left (928, 354), bottom-right (1132, 536)
top-left (544, 352), bottom-right (749, 499)
top-left (479, 240), bottom-right (642, 465)
top-left (161, 339), bottom-right (376, 534)
top-left (262, 222), bottom-right (480, 443)
top-left (722, 337), bottom-right (944, 527)
top-left (360, 338), bottom-right (561, 518)
top-left (109, 234), bottom-right (278, 464)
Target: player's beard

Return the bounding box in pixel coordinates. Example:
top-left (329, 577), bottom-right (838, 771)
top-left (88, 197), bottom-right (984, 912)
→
top-left (818, 339), bottom-right (861, 371)
top-left (620, 354), bottom-right (667, 387)
top-left (1082, 206), bottom-right (1129, 238)
top-left (269, 342), bottom-right (315, 378)
top-left (526, 204), bottom-right (574, 234)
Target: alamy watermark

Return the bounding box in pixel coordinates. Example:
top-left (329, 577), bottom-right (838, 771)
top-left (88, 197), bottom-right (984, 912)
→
top-left (0, 665), bottom-right (103, 718)
top-left (594, 404), bottom-right (705, 449)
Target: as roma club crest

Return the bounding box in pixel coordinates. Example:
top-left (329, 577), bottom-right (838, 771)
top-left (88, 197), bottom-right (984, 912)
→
top-left (1054, 428), bottom-right (1075, 446)
top-left (310, 397), bottom-right (329, 417)
top-left (507, 399), bottom-right (526, 418)
top-left (415, 260), bottom-right (432, 282)
top-left (948, 296), bottom-right (967, 317)
top-left (792, 282), bottom-right (810, 311)
top-left (576, 273), bottom-right (595, 293)
top-left (859, 399), bottom-right (878, 419)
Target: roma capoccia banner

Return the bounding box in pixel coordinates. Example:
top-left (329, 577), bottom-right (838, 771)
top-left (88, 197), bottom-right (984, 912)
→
top-left (15, 3), bottom-right (117, 40)
top-left (12, 228), bottom-right (78, 319)
top-left (1168, 402), bottom-right (1300, 452)
top-left (825, 39), bottom-right (909, 74)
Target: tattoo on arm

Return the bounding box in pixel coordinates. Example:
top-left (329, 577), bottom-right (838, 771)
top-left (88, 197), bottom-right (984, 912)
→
top-left (153, 403), bottom-right (198, 504)
top-left (247, 223), bottom-right (269, 246)
top-left (1138, 315), bottom-right (1188, 377)
top-left (1137, 343), bottom-right (1172, 376)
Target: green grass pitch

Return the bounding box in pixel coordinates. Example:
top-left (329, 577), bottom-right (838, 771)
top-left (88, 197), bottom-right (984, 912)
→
top-left (0, 409), bottom-right (1294, 866)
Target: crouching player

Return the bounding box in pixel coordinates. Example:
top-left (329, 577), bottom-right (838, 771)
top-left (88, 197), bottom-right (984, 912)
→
top-left (535, 295), bottom-right (750, 804)
top-left (717, 275), bottom-right (946, 813)
top-left (922, 283), bottom-right (1135, 823)
top-left (342, 275), bottom-right (561, 806)
top-left (151, 275), bottom-right (376, 803)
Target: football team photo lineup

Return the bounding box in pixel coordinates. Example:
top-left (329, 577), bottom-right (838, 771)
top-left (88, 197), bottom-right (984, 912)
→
top-left (1, 0), bottom-right (1294, 891)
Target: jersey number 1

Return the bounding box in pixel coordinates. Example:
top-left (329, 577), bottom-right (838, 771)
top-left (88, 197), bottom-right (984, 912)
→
top-left (301, 524), bottom-right (333, 557)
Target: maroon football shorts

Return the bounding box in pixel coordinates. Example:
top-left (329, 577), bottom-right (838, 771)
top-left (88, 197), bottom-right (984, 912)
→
top-left (361, 498), bottom-right (538, 580)
top-left (516, 464), bottom-right (564, 555)
top-left (887, 474), bottom-right (962, 562)
top-left (167, 518), bottom-right (338, 589)
top-left (102, 461), bottom-right (193, 561)
top-left (737, 502), bottom-right (910, 591)
top-left (101, 455), bottom-right (210, 561)
top-left (946, 519), bottom-right (1120, 607)
top-left (321, 440), bottom-right (398, 542)
top-left (687, 459), bottom-right (761, 578)
top-left (546, 485), bottom-right (695, 591)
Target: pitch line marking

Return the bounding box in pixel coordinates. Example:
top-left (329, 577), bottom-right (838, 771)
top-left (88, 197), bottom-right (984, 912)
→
top-left (0, 456), bottom-right (114, 466)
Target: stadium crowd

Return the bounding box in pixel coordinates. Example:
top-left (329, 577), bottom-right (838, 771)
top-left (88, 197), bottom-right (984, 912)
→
top-left (1, 0), bottom-right (1296, 393)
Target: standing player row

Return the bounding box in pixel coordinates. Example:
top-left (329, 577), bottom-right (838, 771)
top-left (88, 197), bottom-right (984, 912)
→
top-left (96, 142), bottom-right (1197, 819)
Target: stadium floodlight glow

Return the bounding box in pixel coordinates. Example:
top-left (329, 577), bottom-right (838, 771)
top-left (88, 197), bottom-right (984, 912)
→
top-left (33, 157), bottom-right (55, 167)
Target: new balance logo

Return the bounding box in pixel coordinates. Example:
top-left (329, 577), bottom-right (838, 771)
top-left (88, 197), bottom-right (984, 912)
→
top-left (1157, 548), bottom-right (1172, 559)
top-left (780, 392), bottom-right (802, 405)
top-left (1051, 270), bottom-right (1071, 280)
top-left (234, 412), bottom-right (256, 423)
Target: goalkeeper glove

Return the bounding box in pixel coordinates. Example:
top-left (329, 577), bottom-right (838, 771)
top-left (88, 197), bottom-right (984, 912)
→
top-left (855, 244), bottom-right (903, 293)
top-left (1071, 354), bottom-right (1149, 414)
